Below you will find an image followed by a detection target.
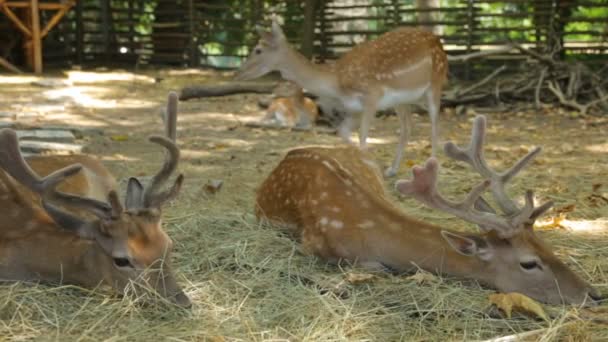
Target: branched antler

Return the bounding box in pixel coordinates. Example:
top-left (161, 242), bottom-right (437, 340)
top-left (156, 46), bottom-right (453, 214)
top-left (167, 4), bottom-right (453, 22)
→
top-left (396, 115), bottom-right (553, 238)
top-left (0, 129), bottom-right (115, 230)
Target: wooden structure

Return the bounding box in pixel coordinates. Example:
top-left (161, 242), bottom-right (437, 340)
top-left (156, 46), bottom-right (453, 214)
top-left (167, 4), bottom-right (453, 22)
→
top-left (0, 0), bottom-right (75, 73)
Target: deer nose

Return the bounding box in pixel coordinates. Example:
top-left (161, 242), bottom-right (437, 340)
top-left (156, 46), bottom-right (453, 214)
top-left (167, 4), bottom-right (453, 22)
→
top-left (588, 289), bottom-right (604, 304)
top-left (173, 291), bottom-right (192, 308)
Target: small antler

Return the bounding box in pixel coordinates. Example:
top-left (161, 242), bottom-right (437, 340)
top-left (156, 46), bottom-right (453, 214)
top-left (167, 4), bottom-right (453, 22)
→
top-left (142, 92), bottom-right (184, 208)
top-left (0, 129), bottom-right (115, 229)
top-left (396, 115), bottom-right (553, 238)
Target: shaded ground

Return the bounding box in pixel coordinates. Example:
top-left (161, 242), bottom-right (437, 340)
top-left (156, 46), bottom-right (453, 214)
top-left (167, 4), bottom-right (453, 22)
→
top-left (0, 68), bottom-right (606, 341)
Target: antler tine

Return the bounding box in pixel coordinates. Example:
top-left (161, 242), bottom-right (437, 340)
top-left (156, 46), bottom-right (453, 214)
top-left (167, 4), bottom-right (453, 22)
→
top-left (142, 135), bottom-right (181, 208)
top-left (0, 129), bottom-right (112, 222)
top-left (164, 91), bottom-right (178, 142)
top-left (395, 158), bottom-right (519, 236)
top-left (444, 115), bottom-right (543, 216)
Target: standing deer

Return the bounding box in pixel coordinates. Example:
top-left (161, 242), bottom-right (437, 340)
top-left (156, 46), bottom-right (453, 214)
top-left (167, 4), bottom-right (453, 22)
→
top-left (262, 81), bottom-right (319, 129)
top-left (0, 92), bottom-right (191, 307)
top-left (255, 115), bottom-right (601, 305)
top-left (236, 17), bottom-right (448, 177)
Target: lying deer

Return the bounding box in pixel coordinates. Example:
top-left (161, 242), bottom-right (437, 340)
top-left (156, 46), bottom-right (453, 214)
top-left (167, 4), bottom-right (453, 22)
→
top-left (0, 92), bottom-right (190, 307)
top-left (255, 115), bottom-right (601, 305)
top-left (262, 81), bottom-right (319, 129)
top-left (236, 16), bottom-right (448, 177)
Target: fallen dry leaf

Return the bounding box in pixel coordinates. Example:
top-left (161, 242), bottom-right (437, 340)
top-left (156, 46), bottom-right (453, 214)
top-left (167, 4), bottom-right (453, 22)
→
top-left (489, 292), bottom-right (549, 321)
top-left (405, 159), bottom-right (416, 168)
top-left (535, 214), bottom-right (568, 231)
top-left (203, 179), bottom-right (224, 194)
top-left (345, 272), bottom-right (377, 284)
top-left (110, 134), bottom-right (129, 142)
top-left (407, 270), bottom-right (439, 284)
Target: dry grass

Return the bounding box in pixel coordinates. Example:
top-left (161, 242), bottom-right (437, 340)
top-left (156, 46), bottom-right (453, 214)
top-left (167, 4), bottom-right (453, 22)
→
top-left (0, 69), bottom-right (607, 341)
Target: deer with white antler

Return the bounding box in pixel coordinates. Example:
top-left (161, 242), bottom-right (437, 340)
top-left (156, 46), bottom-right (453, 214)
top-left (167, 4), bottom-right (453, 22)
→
top-left (0, 92), bottom-right (191, 307)
top-left (236, 16), bottom-right (448, 177)
top-left (255, 115), bottom-right (602, 305)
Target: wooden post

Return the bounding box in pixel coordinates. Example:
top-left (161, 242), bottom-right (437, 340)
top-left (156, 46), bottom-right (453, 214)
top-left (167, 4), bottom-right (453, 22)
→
top-left (318, 1), bottom-right (328, 63)
top-left (188, 0), bottom-right (197, 66)
top-left (75, 0), bottom-right (83, 64)
top-left (100, 0), bottom-right (110, 64)
top-left (30, 0), bottom-right (42, 73)
top-left (301, 0), bottom-right (319, 59)
top-left (465, 0), bottom-right (475, 80)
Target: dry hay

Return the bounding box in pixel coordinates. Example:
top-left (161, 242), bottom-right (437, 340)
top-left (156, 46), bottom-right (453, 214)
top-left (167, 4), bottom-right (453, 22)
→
top-left (0, 69), bottom-right (607, 341)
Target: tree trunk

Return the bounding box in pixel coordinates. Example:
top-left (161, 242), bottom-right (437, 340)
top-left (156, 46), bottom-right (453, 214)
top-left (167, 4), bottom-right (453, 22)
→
top-left (301, 0), bottom-right (320, 59)
top-left (415, 0), bottom-right (442, 35)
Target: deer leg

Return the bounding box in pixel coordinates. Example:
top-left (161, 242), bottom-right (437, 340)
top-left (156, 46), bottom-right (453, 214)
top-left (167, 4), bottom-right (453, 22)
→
top-left (337, 114), bottom-right (355, 144)
top-left (294, 109), bottom-right (313, 130)
top-left (358, 96), bottom-right (380, 149)
top-left (426, 88), bottom-right (441, 157)
top-left (385, 104), bottom-right (411, 177)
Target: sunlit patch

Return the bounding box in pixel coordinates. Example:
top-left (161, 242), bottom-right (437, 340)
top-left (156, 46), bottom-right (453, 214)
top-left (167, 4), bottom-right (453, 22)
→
top-left (0, 75), bottom-right (39, 84)
top-left (180, 149), bottom-right (213, 158)
top-left (585, 142), bottom-right (608, 153)
top-left (66, 71), bottom-right (156, 84)
top-left (562, 219), bottom-right (608, 232)
top-left (537, 217), bottom-right (608, 233)
top-left (366, 137), bottom-right (391, 144)
top-left (42, 86), bottom-right (156, 109)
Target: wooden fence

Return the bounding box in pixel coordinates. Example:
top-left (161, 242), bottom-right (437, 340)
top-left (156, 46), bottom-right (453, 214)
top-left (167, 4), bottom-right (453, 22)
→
top-left (1, 0), bottom-right (606, 75)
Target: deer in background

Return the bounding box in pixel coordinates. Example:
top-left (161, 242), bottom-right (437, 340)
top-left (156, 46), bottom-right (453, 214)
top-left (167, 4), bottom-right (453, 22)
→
top-left (236, 16), bottom-right (448, 177)
top-left (255, 115), bottom-right (601, 305)
top-left (262, 81), bottom-right (319, 129)
top-left (0, 92), bottom-right (191, 307)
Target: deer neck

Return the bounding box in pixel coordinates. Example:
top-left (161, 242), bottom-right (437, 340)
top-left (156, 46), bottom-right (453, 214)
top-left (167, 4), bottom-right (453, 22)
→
top-left (366, 207), bottom-right (493, 285)
top-left (277, 47), bottom-right (340, 98)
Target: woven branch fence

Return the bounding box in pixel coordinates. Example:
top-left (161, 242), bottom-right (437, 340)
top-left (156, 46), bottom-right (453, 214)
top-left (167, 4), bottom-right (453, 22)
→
top-left (1, 0), bottom-right (606, 77)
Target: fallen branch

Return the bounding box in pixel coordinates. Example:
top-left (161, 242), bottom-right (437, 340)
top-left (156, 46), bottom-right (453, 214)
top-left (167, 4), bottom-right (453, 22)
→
top-left (447, 45), bottom-right (514, 62)
top-left (0, 57), bottom-right (22, 74)
top-left (179, 82), bottom-right (277, 101)
top-left (535, 67), bottom-right (548, 109)
top-left (510, 43), bottom-right (556, 67)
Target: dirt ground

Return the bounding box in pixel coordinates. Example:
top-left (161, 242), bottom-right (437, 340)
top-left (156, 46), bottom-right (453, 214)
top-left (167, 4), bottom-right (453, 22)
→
top-left (0, 68), bottom-right (607, 341)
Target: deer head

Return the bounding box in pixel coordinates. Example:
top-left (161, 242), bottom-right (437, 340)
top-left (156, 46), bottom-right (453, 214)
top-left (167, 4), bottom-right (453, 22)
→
top-left (0, 92), bottom-right (189, 307)
top-left (235, 15), bottom-right (290, 81)
top-left (396, 115), bottom-right (601, 305)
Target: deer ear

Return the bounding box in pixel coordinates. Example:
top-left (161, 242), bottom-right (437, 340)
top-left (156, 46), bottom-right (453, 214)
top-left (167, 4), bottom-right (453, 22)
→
top-left (441, 230), bottom-right (492, 260)
top-left (125, 177), bottom-right (144, 210)
top-left (270, 17), bottom-right (286, 44)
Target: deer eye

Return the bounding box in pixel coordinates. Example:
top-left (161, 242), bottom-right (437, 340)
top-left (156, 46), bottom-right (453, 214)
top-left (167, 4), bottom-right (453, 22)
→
top-left (255, 48), bottom-right (262, 55)
top-left (113, 257), bottom-right (133, 268)
top-left (520, 260), bottom-right (541, 271)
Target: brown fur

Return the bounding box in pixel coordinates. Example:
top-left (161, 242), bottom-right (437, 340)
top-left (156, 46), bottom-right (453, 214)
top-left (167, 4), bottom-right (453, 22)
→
top-left (256, 146), bottom-right (600, 305)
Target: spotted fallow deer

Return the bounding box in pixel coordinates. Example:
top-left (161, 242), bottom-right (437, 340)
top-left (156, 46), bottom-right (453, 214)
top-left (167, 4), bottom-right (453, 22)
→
top-left (262, 81), bottom-right (319, 129)
top-left (255, 115), bottom-right (602, 305)
top-left (236, 17), bottom-right (448, 177)
top-left (0, 92), bottom-right (191, 307)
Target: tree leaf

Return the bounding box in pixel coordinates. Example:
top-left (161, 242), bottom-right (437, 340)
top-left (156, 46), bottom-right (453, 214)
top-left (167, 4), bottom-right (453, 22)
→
top-left (489, 292), bottom-right (549, 321)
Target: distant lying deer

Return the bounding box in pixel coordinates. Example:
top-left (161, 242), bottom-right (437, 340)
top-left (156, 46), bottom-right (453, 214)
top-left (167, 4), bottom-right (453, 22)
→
top-left (255, 115), bottom-right (601, 305)
top-left (0, 92), bottom-right (190, 307)
top-left (262, 81), bottom-right (319, 129)
top-left (236, 16), bottom-right (448, 177)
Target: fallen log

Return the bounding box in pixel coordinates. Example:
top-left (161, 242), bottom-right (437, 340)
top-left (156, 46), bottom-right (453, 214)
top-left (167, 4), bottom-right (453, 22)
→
top-left (179, 82), bottom-right (278, 101)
